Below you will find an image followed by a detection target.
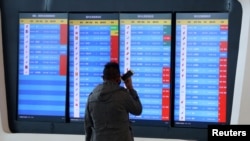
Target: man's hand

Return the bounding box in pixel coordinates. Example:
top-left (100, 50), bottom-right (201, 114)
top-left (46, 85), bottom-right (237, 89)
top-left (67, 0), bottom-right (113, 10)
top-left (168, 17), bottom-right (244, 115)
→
top-left (124, 77), bottom-right (133, 90)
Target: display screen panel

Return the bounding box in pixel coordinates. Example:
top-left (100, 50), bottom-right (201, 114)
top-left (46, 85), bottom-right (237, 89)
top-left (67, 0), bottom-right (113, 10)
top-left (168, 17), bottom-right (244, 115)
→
top-left (174, 13), bottom-right (228, 128)
top-left (17, 13), bottom-right (68, 121)
top-left (119, 13), bottom-right (171, 125)
top-left (69, 13), bottom-right (119, 122)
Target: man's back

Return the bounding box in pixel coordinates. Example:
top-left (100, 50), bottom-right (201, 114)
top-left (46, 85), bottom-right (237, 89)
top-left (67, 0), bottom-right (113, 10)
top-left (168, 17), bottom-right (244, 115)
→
top-left (84, 62), bottom-right (142, 141)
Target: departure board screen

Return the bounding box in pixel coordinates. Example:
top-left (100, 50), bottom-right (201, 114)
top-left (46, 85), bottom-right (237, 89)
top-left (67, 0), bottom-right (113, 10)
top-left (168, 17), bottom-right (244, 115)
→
top-left (174, 13), bottom-right (228, 127)
top-left (17, 13), bottom-right (68, 121)
top-left (119, 13), bottom-right (171, 125)
top-left (69, 13), bottom-right (119, 121)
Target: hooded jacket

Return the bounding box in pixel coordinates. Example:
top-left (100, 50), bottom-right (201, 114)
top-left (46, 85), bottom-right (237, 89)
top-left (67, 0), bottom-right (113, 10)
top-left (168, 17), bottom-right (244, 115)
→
top-left (84, 81), bottom-right (142, 141)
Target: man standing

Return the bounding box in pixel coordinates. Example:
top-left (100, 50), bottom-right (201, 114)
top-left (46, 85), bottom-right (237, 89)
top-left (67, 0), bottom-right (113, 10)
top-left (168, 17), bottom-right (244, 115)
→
top-left (84, 61), bottom-right (142, 141)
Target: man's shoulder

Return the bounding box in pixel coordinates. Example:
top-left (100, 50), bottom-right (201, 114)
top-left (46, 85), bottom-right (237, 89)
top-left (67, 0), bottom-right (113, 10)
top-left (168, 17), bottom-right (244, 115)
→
top-left (117, 87), bottom-right (133, 97)
top-left (118, 86), bottom-right (128, 92)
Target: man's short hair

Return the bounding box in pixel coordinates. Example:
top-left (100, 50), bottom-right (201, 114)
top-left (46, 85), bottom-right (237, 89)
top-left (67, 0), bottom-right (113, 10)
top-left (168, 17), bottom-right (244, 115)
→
top-left (102, 61), bottom-right (121, 80)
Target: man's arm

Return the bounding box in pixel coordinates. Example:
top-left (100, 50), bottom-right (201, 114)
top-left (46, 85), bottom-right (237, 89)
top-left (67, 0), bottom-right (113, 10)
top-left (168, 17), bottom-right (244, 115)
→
top-left (124, 77), bottom-right (143, 115)
top-left (127, 89), bottom-right (143, 115)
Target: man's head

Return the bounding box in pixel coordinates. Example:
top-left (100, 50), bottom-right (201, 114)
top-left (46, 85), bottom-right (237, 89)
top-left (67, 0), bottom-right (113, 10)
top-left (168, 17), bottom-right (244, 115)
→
top-left (102, 61), bottom-right (121, 83)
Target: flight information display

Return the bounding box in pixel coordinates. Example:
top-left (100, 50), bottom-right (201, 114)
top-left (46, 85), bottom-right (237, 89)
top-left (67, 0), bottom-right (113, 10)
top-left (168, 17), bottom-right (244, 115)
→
top-left (119, 13), bottom-right (171, 125)
top-left (69, 13), bottom-right (119, 121)
top-left (174, 13), bottom-right (228, 127)
top-left (18, 13), bottom-right (68, 121)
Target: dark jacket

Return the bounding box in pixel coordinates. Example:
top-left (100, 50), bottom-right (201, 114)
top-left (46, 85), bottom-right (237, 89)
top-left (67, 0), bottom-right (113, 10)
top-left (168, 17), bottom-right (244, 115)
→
top-left (84, 81), bottom-right (142, 141)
